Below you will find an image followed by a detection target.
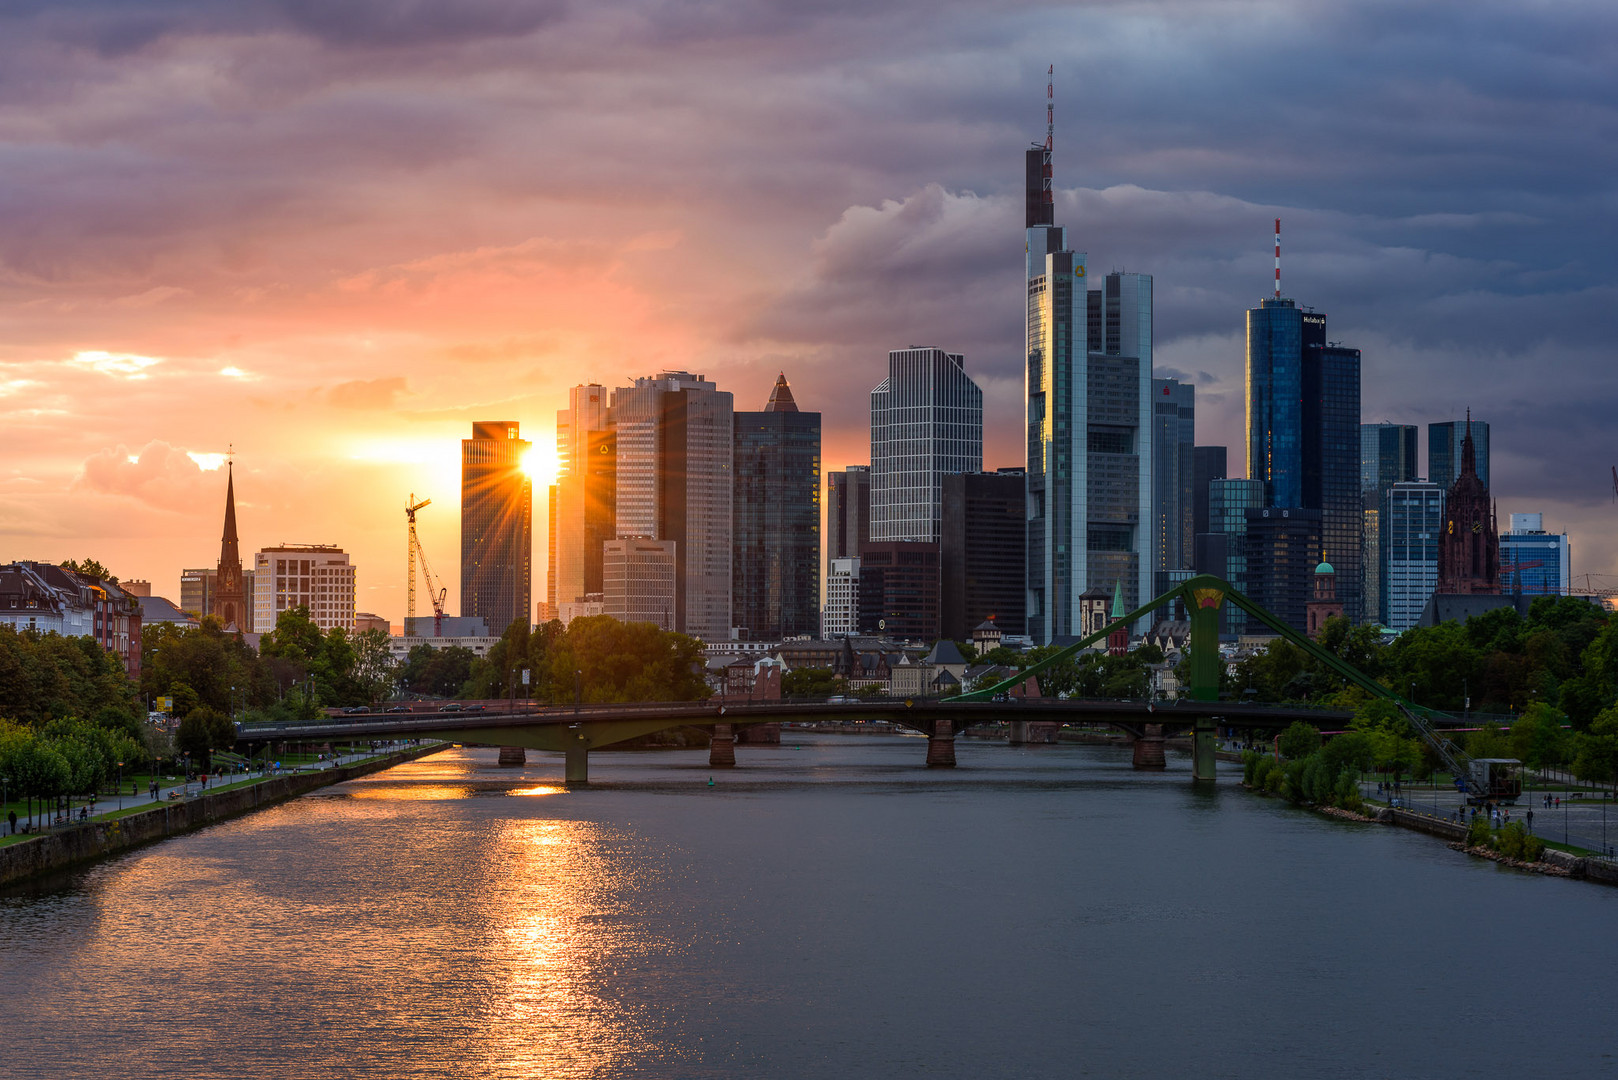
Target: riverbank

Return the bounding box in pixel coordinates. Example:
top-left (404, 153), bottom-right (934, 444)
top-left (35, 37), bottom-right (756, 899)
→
top-left (0, 742), bottom-right (447, 888)
top-left (1241, 781), bottom-right (1618, 887)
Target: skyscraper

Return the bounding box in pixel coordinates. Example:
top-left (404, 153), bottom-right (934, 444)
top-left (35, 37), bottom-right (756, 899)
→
top-left (1245, 297), bottom-right (1361, 622)
top-left (1204, 477), bottom-right (1264, 633)
top-left (1308, 344), bottom-right (1363, 622)
top-left (869, 347), bottom-right (983, 544)
top-left (1430, 418), bottom-right (1491, 491)
top-left (1360, 422), bottom-right (1418, 624)
top-left (1024, 137), bottom-right (1154, 642)
top-left (826, 466), bottom-right (871, 561)
top-left (940, 469), bottom-right (1026, 640)
top-left (658, 380), bottom-right (734, 643)
top-left (1192, 446), bottom-right (1227, 540)
top-left (1243, 507), bottom-right (1321, 634)
top-left (552, 385), bottom-right (616, 618)
top-left (461, 420), bottom-right (532, 637)
top-left (1385, 480), bottom-right (1444, 630)
top-left (1151, 377), bottom-right (1195, 598)
top-left (733, 374), bottom-right (821, 641)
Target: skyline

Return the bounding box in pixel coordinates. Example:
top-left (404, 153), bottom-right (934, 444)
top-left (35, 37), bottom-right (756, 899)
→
top-left (3, 1), bottom-right (1615, 619)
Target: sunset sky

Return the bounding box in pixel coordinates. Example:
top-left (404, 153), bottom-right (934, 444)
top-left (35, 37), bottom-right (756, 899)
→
top-left (3, 1), bottom-right (1616, 623)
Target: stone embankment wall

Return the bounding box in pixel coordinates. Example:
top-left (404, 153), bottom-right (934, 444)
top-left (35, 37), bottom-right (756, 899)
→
top-left (0, 744), bottom-right (444, 888)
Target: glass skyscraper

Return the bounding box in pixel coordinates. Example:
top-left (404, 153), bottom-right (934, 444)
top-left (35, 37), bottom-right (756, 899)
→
top-left (1151, 377), bottom-right (1195, 599)
top-left (733, 374), bottom-right (821, 641)
top-left (1360, 422), bottom-right (1418, 625)
top-left (1430, 419), bottom-right (1491, 491)
top-left (1245, 300), bottom-right (1361, 622)
top-left (869, 347), bottom-right (982, 544)
top-left (1384, 480), bottom-right (1444, 630)
top-left (552, 384), bottom-right (615, 617)
top-left (1023, 143), bottom-right (1154, 644)
top-left (461, 420), bottom-right (532, 637)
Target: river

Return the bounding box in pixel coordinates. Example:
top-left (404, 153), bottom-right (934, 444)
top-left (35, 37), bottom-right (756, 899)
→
top-left (3, 735), bottom-right (1615, 1078)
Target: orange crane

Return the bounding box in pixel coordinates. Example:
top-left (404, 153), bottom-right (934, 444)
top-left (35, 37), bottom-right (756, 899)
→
top-left (405, 494), bottom-right (448, 637)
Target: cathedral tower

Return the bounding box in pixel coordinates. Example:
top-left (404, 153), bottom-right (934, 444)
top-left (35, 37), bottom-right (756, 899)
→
top-left (1436, 413), bottom-right (1499, 595)
top-left (212, 461), bottom-right (248, 630)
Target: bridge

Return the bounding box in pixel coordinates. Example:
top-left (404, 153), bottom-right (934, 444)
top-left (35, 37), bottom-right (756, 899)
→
top-left (237, 575), bottom-right (1439, 785)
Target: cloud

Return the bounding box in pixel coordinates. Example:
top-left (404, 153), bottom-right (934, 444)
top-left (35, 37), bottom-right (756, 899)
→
top-left (77, 441), bottom-right (220, 510)
top-left (68, 350), bottom-right (164, 378)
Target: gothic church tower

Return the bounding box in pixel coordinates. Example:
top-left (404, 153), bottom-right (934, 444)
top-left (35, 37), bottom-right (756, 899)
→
top-left (212, 462), bottom-right (248, 630)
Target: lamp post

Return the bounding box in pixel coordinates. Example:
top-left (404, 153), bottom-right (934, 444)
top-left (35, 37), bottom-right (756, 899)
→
top-left (574, 669), bottom-right (582, 715)
top-left (116, 762), bottom-right (123, 811)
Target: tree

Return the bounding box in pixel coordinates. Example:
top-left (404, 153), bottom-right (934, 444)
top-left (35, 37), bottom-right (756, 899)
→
top-left (542, 616), bottom-right (709, 703)
top-left (59, 558), bottom-right (117, 583)
top-left (349, 629), bottom-right (397, 705)
top-left (1509, 703), bottom-right (1569, 770)
top-left (1276, 721), bottom-right (1322, 760)
top-left (782, 668), bottom-right (845, 699)
top-left (1572, 706), bottom-right (1618, 783)
top-left (176, 707), bottom-right (229, 769)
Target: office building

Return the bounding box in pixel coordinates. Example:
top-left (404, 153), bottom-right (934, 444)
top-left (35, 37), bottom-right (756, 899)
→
top-left (658, 378), bottom-right (735, 642)
top-left (1245, 299), bottom-right (1361, 621)
top-left (869, 347), bottom-right (983, 543)
top-left (608, 371), bottom-right (735, 642)
top-left (1024, 141), bottom-right (1155, 643)
top-left (1192, 446), bottom-right (1227, 539)
top-left (552, 385), bottom-right (616, 616)
top-left (1151, 378), bottom-right (1195, 598)
top-left (1243, 507), bottom-right (1321, 635)
top-left (1430, 418), bottom-right (1491, 491)
top-left (940, 469), bottom-right (1026, 640)
top-left (253, 545), bottom-right (356, 633)
top-left (822, 557), bottom-right (861, 639)
top-left (461, 420), bottom-right (532, 637)
top-left (1501, 514), bottom-right (1572, 596)
top-left (858, 542), bottom-right (941, 641)
top-left (1360, 423), bottom-right (1419, 624)
top-left (603, 538), bottom-right (677, 631)
top-left (733, 374), bottom-right (821, 641)
top-left (1385, 481), bottom-right (1444, 630)
top-left (826, 466), bottom-right (871, 561)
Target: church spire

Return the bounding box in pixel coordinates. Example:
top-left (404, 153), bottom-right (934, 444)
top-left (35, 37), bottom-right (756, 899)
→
top-left (220, 460), bottom-right (240, 568)
top-left (1460, 407), bottom-right (1477, 480)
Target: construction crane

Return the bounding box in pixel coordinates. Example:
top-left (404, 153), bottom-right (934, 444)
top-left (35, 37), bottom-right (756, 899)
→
top-left (405, 494), bottom-right (448, 637)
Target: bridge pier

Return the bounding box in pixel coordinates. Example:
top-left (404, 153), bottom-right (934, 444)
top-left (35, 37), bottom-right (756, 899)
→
top-left (926, 719), bottom-right (956, 767)
top-left (709, 723), bottom-right (736, 768)
top-left (1192, 718), bottom-right (1218, 782)
top-left (497, 746), bottom-right (527, 766)
top-left (1007, 719), bottom-right (1029, 746)
top-left (564, 743), bottom-right (589, 786)
top-left (1132, 723), bottom-right (1166, 769)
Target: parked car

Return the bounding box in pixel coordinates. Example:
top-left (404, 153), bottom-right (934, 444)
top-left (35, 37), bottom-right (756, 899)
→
top-left (342, 706), bottom-right (369, 715)
top-left (440, 702), bottom-right (463, 712)
top-left (462, 705), bottom-right (485, 713)
top-left (386, 705), bottom-right (409, 714)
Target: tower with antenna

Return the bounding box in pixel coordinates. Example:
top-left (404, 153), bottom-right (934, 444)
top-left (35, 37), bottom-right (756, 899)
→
top-left (1023, 63), bottom-right (1156, 644)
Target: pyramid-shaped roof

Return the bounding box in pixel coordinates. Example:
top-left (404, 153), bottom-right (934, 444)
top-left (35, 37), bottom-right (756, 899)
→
top-left (765, 373), bottom-right (799, 412)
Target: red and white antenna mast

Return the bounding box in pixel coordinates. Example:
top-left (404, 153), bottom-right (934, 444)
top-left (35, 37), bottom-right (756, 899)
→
top-left (1046, 64), bottom-right (1054, 151)
top-left (1274, 218), bottom-right (1282, 300)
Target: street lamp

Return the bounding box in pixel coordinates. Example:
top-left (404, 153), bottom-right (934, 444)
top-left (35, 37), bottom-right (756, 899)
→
top-left (116, 761), bottom-right (123, 811)
top-left (574, 669), bottom-right (583, 714)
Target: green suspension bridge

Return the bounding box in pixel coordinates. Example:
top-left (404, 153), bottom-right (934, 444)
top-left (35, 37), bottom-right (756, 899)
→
top-left (239, 575), bottom-right (1479, 791)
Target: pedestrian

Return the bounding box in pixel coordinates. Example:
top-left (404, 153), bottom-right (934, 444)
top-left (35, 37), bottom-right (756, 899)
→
top-left (1526, 808), bottom-right (1534, 830)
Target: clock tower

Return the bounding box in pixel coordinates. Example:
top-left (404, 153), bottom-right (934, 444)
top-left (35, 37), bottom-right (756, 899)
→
top-left (1436, 413), bottom-right (1499, 596)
